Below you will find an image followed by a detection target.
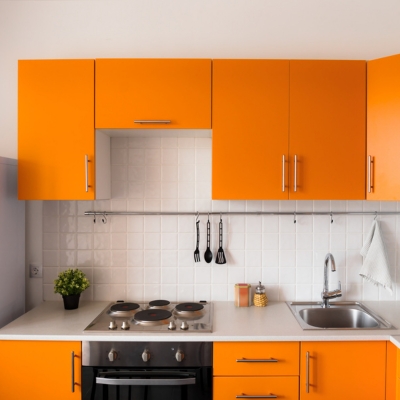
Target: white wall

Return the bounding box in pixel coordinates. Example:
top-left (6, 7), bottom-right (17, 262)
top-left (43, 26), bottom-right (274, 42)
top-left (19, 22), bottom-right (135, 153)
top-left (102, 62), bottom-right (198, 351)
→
top-left (42, 137), bottom-right (400, 304)
top-left (2, 0), bottom-right (400, 309)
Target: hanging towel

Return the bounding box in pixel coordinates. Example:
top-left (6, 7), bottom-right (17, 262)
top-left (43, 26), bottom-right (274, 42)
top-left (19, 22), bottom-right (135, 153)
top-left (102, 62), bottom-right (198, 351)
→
top-left (360, 220), bottom-right (393, 294)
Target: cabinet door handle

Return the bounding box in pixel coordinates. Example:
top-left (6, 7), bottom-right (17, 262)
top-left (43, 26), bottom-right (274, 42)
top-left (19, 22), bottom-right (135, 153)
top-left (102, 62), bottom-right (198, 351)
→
top-left (134, 120), bottom-right (171, 124)
top-left (368, 155), bottom-right (374, 193)
top-left (294, 155), bottom-right (298, 192)
top-left (236, 358), bottom-right (278, 363)
top-left (236, 395), bottom-right (277, 399)
top-left (71, 351), bottom-right (76, 393)
top-left (306, 351), bottom-right (310, 394)
top-left (282, 155), bottom-right (286, 192)
top-left (85, 155), bottom-right (90, 192)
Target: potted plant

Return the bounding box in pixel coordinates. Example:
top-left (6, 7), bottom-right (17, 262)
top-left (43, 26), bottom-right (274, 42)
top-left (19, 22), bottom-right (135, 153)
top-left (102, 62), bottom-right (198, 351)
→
top-left (54, 268), bottom-right (90, 310)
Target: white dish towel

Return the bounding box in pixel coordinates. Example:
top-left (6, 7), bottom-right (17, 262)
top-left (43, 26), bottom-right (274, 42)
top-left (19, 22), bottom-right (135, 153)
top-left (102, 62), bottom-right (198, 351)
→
top-left (360, 219), bottom-right (393, 294)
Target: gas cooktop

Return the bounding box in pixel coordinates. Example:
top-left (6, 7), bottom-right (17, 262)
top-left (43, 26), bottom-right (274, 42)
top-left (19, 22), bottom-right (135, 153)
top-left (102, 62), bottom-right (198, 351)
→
top-left (84, 300), bottom-right (213, 333)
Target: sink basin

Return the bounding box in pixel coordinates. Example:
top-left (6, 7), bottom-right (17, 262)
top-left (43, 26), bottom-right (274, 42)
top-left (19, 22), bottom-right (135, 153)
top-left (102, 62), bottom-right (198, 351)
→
top-left (287, 301), bottom-right (394, 330)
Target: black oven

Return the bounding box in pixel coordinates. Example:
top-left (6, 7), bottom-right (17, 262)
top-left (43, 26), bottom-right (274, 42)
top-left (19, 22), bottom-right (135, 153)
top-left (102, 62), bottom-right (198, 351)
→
top-left (82, 342), bottom-right (212, 400)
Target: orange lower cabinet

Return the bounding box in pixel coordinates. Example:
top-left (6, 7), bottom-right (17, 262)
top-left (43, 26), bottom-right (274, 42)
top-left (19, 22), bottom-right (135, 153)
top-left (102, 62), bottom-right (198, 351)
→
top-left (300, 341), bottom-right (386, 400)
top-left (0, 341), bottom-right (81, 400)
top-left (214, 376), bottom-right (299, 400)
top-left (214, 342), bottom-right (299, 376)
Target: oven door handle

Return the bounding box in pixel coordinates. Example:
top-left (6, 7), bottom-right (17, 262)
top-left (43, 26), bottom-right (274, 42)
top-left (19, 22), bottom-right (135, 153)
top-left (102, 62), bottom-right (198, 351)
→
top-left (96, 377), bottom-right (196, 386)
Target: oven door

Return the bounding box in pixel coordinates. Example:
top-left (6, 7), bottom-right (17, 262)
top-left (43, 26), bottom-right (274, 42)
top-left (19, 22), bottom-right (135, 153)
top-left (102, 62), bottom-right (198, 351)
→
top-left (82, 366), bottom-right (212, 400)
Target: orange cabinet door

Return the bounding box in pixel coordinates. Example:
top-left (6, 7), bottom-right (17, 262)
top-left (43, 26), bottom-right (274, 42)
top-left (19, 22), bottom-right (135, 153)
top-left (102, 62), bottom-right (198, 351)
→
top-left (0, 341), bottom-right (81, 400)
top-left (214, 376), bottom-right (299, 400)
top-left (367, 54), bottom-right (400, 200)
top-left (289, 60), bottom-right (366, 200)
top-left (18, 59), bottom-right (95, 200)
top-left (95, 58), bottom-right (211, 129)
top-left (212, 59), bottom-right (290, 200)
top-left (300, 341), bottom-right (386, 400)
top-left (214, 342), bottom-right (299, 376)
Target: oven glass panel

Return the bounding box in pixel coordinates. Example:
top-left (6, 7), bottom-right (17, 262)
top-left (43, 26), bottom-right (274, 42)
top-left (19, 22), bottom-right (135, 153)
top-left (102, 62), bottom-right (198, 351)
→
top-left (82, 366), bottom-right (212, 400)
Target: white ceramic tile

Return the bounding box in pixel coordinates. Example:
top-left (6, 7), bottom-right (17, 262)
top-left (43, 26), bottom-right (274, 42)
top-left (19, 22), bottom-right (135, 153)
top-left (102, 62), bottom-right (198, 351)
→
top-left (77, 250), bottom-right (92, 267)
top-left (195, 148), bottom-right (211, 164)
top-left (77, 234), bottom-right (92, 250)
top-left (145, 149), bottom-right (161, 165)
top-left (94, 233), bottom-right (110, 250)
top-left (94, 251), bottom-right (111, 268)
top-left (111, 165), bottom-right (128, 181)
top-left (296, 250), bottom-right (313, 268)
top-left (43, 215), bottom-right (59, 233)
top-left (111, 199), bottom-right (127, 212)
top-left (161, 199), bottom-right (178, 211)
top-left (162, 149), bottom-right (178, 165)
top-left (43, 233), bottom-right (59, 250)
top-left (127, 284), bottom-right (144, 301)
top-left (178, 148), bottom-right (195, 165)
top-left (262, 234), bottom-right (279, 251)
top-left (111, 148), bottom-right (128, 165)
top-left (178, 285), bottom-right (195, 301)
top-left (262, 201), bottom-right (279, 211)
top-left (161, 251), bottom-right (178, 268)
top-left (162, 165), bottom-right (178, 182)
top-left (145, 166), bottom-right (161, 182)
top-left (279, 250), bottom-right (296, 267)
top-left (262, 216), bottom-right (279, 233)
top-left (128, 166), bottom-right (146, 181)
top-left (195, 164), bottom-right (211, 181)
top-left (127, 267), bottom-right (144, 284)
top-left (43, 201), bottom-right (59, 216)
top-left (111, 250), bottom-right (127, 267)
top-left (278, 285), bottom-right (296, 301)
top-left (279, 233), bottom-right (295, 250)
top-left (144, 250), bottom-right (161, 268)
top-left (245, 251), bottom-right (262, 267)
top-left (43, 250), bottom-right (58, 267)
top-left (111, 233), bottom-right (127, 250)
top-left (245, 234), bottom-right (262, 250)
top-left (178, 181), bottom-right (195, 199)
top-left (159, 232), bottom-right (177, 252)
top-left (111, 137), bottom-right (128, 148)
top-left (77, 216), bottom-right (93, 233)
top-left (195, 138), bottom-right (211, 148)
top-left (161, 137), bottom-right (178, 148)
top-left (263, 251), bottom-right (279, 268)
top-left (211, 284), bottom-right (228, 301)
top-left (59, 251), bottom-right (76, 267)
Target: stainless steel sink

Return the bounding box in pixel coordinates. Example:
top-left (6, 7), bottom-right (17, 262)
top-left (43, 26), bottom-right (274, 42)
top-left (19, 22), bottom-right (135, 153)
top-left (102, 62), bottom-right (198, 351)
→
top-left (287, 301), bottom-right (394, 330)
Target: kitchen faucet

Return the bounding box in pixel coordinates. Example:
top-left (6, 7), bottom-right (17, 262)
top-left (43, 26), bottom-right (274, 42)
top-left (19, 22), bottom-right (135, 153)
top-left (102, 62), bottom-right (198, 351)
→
top-left (321, 253), bottom-right (342, 308)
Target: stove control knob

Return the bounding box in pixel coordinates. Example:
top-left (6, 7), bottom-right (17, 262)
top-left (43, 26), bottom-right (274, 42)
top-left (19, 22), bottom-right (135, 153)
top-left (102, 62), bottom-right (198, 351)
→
top-left (108, 320), bottom-right (117, 330)
top-left (175, 349), bottom-right (185, 362)
top-left (180, 321), bottom-right (189, 330)
top-left (121, 321), bottom-right (130, 330)
top-left (108, 350), bottom-right (118, 362)
top-left (142, 350), bottom-right (151, 362)
top-left (168, 321), bottom-right (176, 330)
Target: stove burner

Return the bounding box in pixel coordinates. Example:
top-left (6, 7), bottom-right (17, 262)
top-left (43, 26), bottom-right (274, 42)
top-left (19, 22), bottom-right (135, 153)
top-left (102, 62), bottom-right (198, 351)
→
top-left (110, 303), bottom-right (140, 313)
top-left (175, 303), bottom-right (204, 312)
top-left (134, 309), bottom-right (173, 326)
top-left (149, 300), bottom-right (170, 308)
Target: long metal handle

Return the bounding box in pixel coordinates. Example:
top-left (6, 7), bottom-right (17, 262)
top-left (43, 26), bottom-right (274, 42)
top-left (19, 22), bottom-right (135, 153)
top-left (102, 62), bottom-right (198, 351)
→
top-left (96, 377), bottom-right (196, 386)
top-left (133, 120), bottom-right (171, 124)
top-left (71, 351), bottom-right (75, 393)
top-left (282, 155), bottom-right (286, 192)
top-left (306, 351), bottom-right (310, 394)
top-left (368, 155), bottom-right (373, 193)
top-left (294, 155), bottom-right (298, 192)
top-left (85, 155), bottom-right (89, 192)
top-left (236, 358), bottom-right (278, 363)
top-left (236, 395), bottom-right (277, 399)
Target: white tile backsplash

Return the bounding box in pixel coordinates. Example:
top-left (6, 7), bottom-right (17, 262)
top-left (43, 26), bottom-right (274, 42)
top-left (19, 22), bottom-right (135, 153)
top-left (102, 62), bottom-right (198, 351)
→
top-left (43, 137), bottom-right (400, 302)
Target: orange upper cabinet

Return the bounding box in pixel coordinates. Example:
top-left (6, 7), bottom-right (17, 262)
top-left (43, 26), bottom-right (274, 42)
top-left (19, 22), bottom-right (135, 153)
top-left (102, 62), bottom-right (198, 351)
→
top-left (300, 341), bottom-right (386, 400)
top-left (18, 59), bottom-right (108, 200)
top-left (95, 58), bottom-right (212, 129)
top-left (367, 54), bottom-right (400, 200)
top-left (289, 60), bottom-right (366, 200)
top-left (212, 59), bottom-right (290, 200)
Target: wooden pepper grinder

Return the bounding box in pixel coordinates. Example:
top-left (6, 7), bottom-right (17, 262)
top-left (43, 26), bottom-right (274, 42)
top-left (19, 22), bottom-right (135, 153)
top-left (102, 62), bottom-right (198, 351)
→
top-left (254, 281), bottom-right (268, 307)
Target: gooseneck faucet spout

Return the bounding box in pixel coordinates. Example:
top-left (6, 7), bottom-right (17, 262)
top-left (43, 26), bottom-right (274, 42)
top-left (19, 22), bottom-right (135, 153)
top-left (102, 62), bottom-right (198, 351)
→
top-left (321, 253), bottom-right (342, 308)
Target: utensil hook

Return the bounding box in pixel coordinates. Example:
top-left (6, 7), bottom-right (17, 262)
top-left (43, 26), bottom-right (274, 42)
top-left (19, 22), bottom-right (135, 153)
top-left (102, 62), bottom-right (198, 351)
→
top-left (196, 211), bottom-right (200, 223)
top-left (101, 213), bottom-right (107, 224)
top-left (374, 211), bottom-right (378, 220)
top-left (330, 213), bottom-right (333, 224)
top-left (220, 212), bottom-right (222, 222)
top-left (293, 212), bottom-right (297, 224)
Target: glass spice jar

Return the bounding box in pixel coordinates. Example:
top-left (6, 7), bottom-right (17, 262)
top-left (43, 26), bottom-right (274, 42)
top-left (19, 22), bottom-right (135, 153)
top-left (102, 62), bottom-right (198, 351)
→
top-left (253, 281), bottom-right (268, 307)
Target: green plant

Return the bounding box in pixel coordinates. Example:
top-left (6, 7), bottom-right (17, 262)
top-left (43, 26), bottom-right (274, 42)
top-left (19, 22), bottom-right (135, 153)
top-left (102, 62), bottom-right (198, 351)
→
top-left (54, 268), bottom-right (90, 296)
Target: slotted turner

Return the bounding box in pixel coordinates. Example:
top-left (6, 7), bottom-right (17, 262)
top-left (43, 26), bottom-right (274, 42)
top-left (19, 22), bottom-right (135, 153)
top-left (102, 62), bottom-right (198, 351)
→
top-left (215, 216), bottom-right (226, 264)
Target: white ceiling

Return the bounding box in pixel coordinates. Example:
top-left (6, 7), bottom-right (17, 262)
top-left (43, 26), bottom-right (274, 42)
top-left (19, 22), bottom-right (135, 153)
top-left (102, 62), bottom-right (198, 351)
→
top-left (1, 0), bottom-right (400, 60)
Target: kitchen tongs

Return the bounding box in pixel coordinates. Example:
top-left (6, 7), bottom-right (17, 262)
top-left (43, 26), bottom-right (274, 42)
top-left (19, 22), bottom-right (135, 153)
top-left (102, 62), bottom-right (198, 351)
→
top-left (215, 215), bottom-right (226, 264)
top-left (194, 214), bottom-right (200, 262)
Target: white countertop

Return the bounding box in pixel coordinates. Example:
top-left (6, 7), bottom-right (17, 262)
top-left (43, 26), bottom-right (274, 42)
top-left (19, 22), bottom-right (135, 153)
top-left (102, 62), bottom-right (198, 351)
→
top-left (1, 301), bottom-right (400, 345)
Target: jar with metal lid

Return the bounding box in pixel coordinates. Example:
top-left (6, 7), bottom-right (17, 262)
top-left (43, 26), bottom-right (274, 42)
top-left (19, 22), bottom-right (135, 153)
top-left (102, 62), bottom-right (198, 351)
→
top-left (253, 281), bottom-right (268, 307)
